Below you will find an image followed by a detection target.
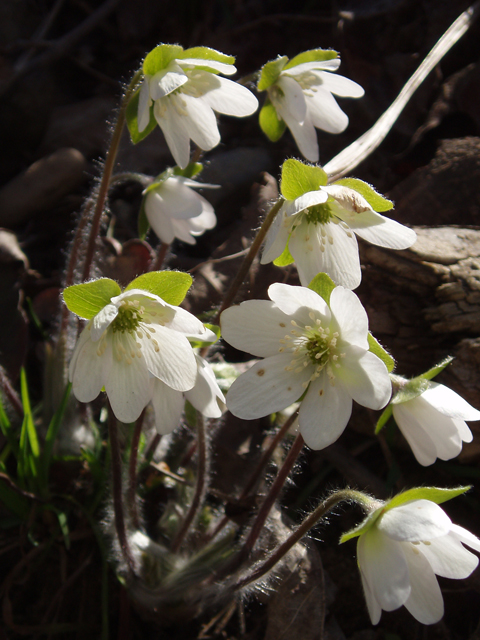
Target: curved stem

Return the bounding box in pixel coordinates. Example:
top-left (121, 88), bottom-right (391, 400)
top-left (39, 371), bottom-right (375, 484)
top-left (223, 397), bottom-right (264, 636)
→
top-left (171, 412), bottom-right (208, 553)
top-left (127, 409), bottom-right (146, 530)
top-left (81, 69), bottom-right (142, 282)
top-left (150, 242), bottom-right (170, 271)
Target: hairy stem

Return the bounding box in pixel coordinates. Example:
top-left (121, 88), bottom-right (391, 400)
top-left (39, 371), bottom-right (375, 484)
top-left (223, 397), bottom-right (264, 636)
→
top-left (127, 409), bottom-right (146, 531)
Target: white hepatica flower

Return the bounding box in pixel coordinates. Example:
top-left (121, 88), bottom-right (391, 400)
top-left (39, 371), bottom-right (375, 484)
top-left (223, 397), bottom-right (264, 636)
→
top-left (221, 283), bottom-right (391, 450)
top-left (144, 175), bottom-right (217, 245)
top-left (68, 289), bottom-right (208, 424)
top-left (392, 382), bottom-right (480, 466)
top-left (262, 182), bottom-right (416, 289)
top-left (138, 55), bottom-right (258, 169)
top-left (356, 498), bottom-right (480, 625)
top-left (150, 354), bottom-right (226, 434)
top-left (267, 58), bottom-right (364, 162)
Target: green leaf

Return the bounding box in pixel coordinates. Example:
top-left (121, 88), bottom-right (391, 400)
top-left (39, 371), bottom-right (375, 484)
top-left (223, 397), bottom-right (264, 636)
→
top-left (273, 241), bottom-right (294, 267)
top-left (285, 48), bottom-right (338, 69)
top-left (126, 89), bottom-right (157, 145)
top-left (386, 486), bottom-right (470, 511)
top-left (125, 271), bottom-right (192, 305)
top-left (333, 178), bottom-right (393, 212)
top-left (173, 162), bottom-right (203, 179)
top-left (180, 46), bottom-right (234, 65)
top-left (259, 99), bottom-right (286, 142)
top-left (257, 56), bottom-right (288, 91)
top-left (375, 404), bottom-right (393, 434)
top-left (391, 376), bottom-right (430, 404)
top-left (41, 383), bottom-right (72, 489)
top-left (368, 333), bottom-right (395, 373)
top-left (18, 368), bottom-right (39, 487)
top-left (280, 158), bottom-right (328, 200)
top-left (143, 44), bottom-right (184, 76)
top-left (63, 279), bottom-right (121, 320)
top-left (421, 356), bottom-right (454, 381)
top-left (138, 196), bottom-right (150, 240)
top-left (308, 273), bottom-right (335, 305)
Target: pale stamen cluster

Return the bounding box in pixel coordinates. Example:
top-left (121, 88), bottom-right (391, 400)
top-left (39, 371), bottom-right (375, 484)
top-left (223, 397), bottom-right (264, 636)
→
top-left (291, 71), bottom-right (322, 96)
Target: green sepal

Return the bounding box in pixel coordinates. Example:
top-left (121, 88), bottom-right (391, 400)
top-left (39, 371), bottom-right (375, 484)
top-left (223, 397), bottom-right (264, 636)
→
top-left (385, 486), bottom-right (470, 511)
top-left (143, 44), bottom-right (184, 76)
top-left (375, 404), bottom-right (393, 434)
top-left (126, 89), bottom-right (157, 144)
top-left (184, 400), bottom-right (197, 428)
top-left (257, 55), bottom-right (288, 91)
top-left (188, 323), bottom-right (221, 349)
top-left (259, 99), bottom-right (286, 142)
top-left (284, 48), bottom-right (338, 70)
top-left (308, 272), bottom-right (335, 305)
top-left (173, 162), bottom-right (203, 179)
top-left (340, 507), bottom-right (384, 544)
top-left (273, 241), bottom-right (294, 267)
top-left (124, 271), bottom-right (192, 305)
top-left (138, 196), bottom-right (149, 240)
top-left (421, 356), bottom-right (453, 381)
top-left (333, 178), bottom-right (393, 212)
top-left (142, 168), bottom-right (174, 196)
top-left (280, 158), bottom-right (328, 200)
top-left (368, 333), bottom-right (395, 373)
top-left (180, 46), bottom-right (234, 66)
top-left (63, 279), bottom-right (121, 320)
top-left (391, 376), bottom-right (430, 405)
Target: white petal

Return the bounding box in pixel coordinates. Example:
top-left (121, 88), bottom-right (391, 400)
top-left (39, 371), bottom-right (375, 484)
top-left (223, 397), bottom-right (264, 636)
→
top-left (322, 185), bottom-right (372, 213)
top-left (277, 75), bottom-right (307, 124)
top-left (289, 220), bottom-right (361, 289)
top-left (69, 326), bottom-right (110, 402)
top-left (268, 282), bottom-right (330, 321)
top-left (153, 177), bottom-right (209, 220)
top-left (182, 94), bottom-right (220, 151)
top-left (360, 567), bottom-right (383, 625)
top-left (200, 75), bottom-right (258, 116)
top-left (179, 58), bottom-right (236, 75)
top-left (357, 527), bottom-right (411, 612)
top-left (317, 71), bottom-right (364, 98)
top-left (150, 378), bottom-right (185, 434)
top-left (221, 300), bottom-right (293, 357)
top-left (305, 87), bottom-right (349, 134)
top-left (336, 347), bottom-right (391, 410)
top-left (403, 543), bottom-right (444, 625)
top-left (450, 524), bottom-right (480, 553)
top-left (329, 286), bottom-right (369, 349)
top-left (162, 305), bottom-right (207, 337)
top-left (138, 79), bottom-right (152, 133)
top-left (184, 207), bottom-right (216, 233)
top-left (378, 500), bottom-right (451, 542)
top-left (284, 59), bottom-right (341, 76)
top-left (145, 193), bottom-right (176, 244)
top-left (392, 404), bottom-right (440, 466)
top-left (298, 372), bottom-right (352, 449)
top-left (261, 208), bottom-right (291, 264)
top-left (139, 324), bottom-right (197, 390)
top-left (154, 97), bottom-right (191, 169)
top-left (185, 356), bottom-right (225, 418)
top-left (226, 353), bottom-right (310, 419)
top-left (149, 63), bottom-right (188, 99)
top-left (421, 383), bottom-right (480, 421)
top-left (91, 303), bottom-right (118, 341)
top-left (344, 209), bottom-right (417, 250)
top-left (419, 533), bottom-right (479, 579)
top-left (105, 333), bottom-right (153, 423)
top-left (282, 190), bottom-right (328, 217)
top-left (280, 108), bottom-right (319, 162)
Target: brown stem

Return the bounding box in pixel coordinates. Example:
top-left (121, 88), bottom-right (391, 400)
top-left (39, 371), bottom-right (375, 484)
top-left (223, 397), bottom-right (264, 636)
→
top-left (82, 69), bottom-right (142, 282)
top-left (171, 413), bottom-right (208, 553)
top-left (144, 433), bottom-right (161, 462)
top-left (0, 368), bottom-right (23, 417)
top-left (127, 409), bottom-right (145, 530)
top-left (150, 242), bottom-right (170, 271)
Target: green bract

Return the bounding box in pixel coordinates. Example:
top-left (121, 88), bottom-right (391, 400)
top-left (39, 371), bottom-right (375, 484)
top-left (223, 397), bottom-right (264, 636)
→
top-left (334, 178), bottom-right (393, 212)
top-left (284, 48), bottom-right (338, 70)
top-left (124, 271), bottom-right (192, 305)
top-left (367, 334), bottom-right (395, 373)
top-left (126, 90), bottom-right (156, 145)
top-left (259, 99), bottom-right (286, 142)
top-left (143, 44), bottom-right (234, 77)
top-left (308, 272), bottom-right (335, 305)
top-left (280, 158), bottom-right (328, 200)
top-left (257, 56), bottom-right (288, 92)
top-left (273, 242), bottom-right (294, 267)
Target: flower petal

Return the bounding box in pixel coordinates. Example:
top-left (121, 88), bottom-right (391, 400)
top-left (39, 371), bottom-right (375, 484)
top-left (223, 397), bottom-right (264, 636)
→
top-left (284, 59), bottom-right (341, 76)
top-left (261, 208), bottom-right (291, 264)
top-left (450, 524), bottom-right (480, 553)
top-left (277, 75), bottom-right (307, 124)
top-left (272, 88), bottom-right (318, 162)
top-left (145, 193), bottom-right (176, 243)
top-left (154, 97), bottom-right (191, 169)
top-left (378, 500), bottom-right (452, 542)
top-left (343, 209), bottom-right (417, 250)
top-left (329, 286), bottom-right (369, 349)
top-left (179, 58), bottom-right (236, 75)
top-left (91, 303), bottom-right (118, 341)
top-left (182, 94), bottom-right (221, 151)
top-left (221, 300), bottom-right (293, 357)
top-left (305, 87), bottom-right (349, 134)
top-left (162, 305), bottom-right (207, 337)
top-left (149, 62), bottom-right (188, 99)
top-left (402, 543), bottom-right (444, 625)
top-left (418, 533), bottom-right (479, 579)
top-left (69, 325), bottom-right (111, 402)
top-left (138, 79), bottom-right (152, 132)
top-left (283, 190), bottom-right (328, 217)
top-left (360, 568), bottom-right (383, 625)
top-left (335, 347), bottom-right (391, 410)
top-left (150, 378), bottom-right (185, 434)
top-left (317, 70), bottom-right (364, 98)
top-left (421, 383), bottom-right (480, 421)
top-left (155, 176), bottom-right (210, 220)
top-left (200, 75), bottom-right (258, 116)
top-left (185, 355), bottom-right (225, 418)
top-left (268, 282), bottom-right (330, 321)
top-left (298, 372), bottom-right (352, 449)
top-left (226, 353), bottom-right (310, 419)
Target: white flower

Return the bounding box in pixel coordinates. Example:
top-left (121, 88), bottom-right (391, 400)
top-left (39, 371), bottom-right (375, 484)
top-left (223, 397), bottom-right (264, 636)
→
top-left (138, 56), bottom-right (258, 169)
top-left (392, 382), bottom-right (480, 466)
top-left (221, 283), bottom-right (391, 450)
top-left (261, 183), bottom-right (416, 288)
top-left (68, 289), bottom-right (209, 424)
top-left (150, 354), bottom-right (226, 434)
top-left (267, 58), bottom-right (364, 162)
top-left (144, 175), bottom-right (217, 245)
top-left (356, 498), bottom-right (480, 625)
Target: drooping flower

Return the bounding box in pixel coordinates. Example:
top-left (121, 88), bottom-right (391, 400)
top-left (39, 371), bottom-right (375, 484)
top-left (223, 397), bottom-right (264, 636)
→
top-left (135, 45), bottom-right (258, 169)
top-left (341, 488), bottom-right (480, 625)
top-left (390, 380), bottom-right (480, 466)
top-left (261, 159), bottom-right (417, 289)
top-left (67, 281), bottom-right (210, 425)
top-left (221, 282), bottom-right (391, 450)
top-left (257, 50), bottom-right (364, 162)
top-left (144, 174), bottom-right (217, 245)
top-left (150, 353), bottom-right (226, 434)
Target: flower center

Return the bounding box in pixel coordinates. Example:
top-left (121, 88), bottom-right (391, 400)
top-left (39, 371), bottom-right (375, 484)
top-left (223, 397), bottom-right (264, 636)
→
top-left (111, 301), bottom-right (143, 333)
top-left (287, 71), bottom-right (322, 96)
top-left (303, 203), bottom-right (332, 226)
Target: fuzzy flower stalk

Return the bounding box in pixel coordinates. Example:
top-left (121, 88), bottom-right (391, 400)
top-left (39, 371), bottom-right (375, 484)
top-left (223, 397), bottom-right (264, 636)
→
top-left (257, 49), bottom-right (364, 162)
top-left (341, 487), bottom-right (480, 625)
top-left (262, 159), bottom-right (417, 289)
top-left (127, 44), bottom-right (258, 169)
top-left (221, 279), bottom-right (392, 450)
